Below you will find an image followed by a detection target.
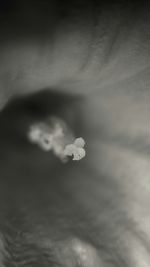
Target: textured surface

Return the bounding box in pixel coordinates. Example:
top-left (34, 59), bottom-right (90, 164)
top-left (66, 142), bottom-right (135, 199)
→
top-left (0, 1), bottom-right (150, 266)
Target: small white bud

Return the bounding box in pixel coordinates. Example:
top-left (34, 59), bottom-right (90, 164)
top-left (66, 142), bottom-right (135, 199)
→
top-left (64, 139), bottom-right (86, 161)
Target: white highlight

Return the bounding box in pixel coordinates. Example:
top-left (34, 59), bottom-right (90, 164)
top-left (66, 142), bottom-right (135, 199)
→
top-left (28, 116), bottom-right (86, 162)
top-left (64, 138), bottom-right (86, 160)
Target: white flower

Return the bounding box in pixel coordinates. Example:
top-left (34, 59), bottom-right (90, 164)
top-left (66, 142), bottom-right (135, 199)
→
top-left (64, 138), bottom-right (86, 160)
top-left (28, 117), bottom-right (86, 162)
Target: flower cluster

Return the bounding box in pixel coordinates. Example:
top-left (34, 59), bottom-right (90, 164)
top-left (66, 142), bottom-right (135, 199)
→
top-left (28, 116), bottom-right (86, 162)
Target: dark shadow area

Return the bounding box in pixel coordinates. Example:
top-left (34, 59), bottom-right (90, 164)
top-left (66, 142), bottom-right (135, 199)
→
top-left (0, 89), bottom-right (84, 149)
top-left (0, 88), bottom-right (88, 188)
top-left (0, 0), bottom-right (93, 43)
